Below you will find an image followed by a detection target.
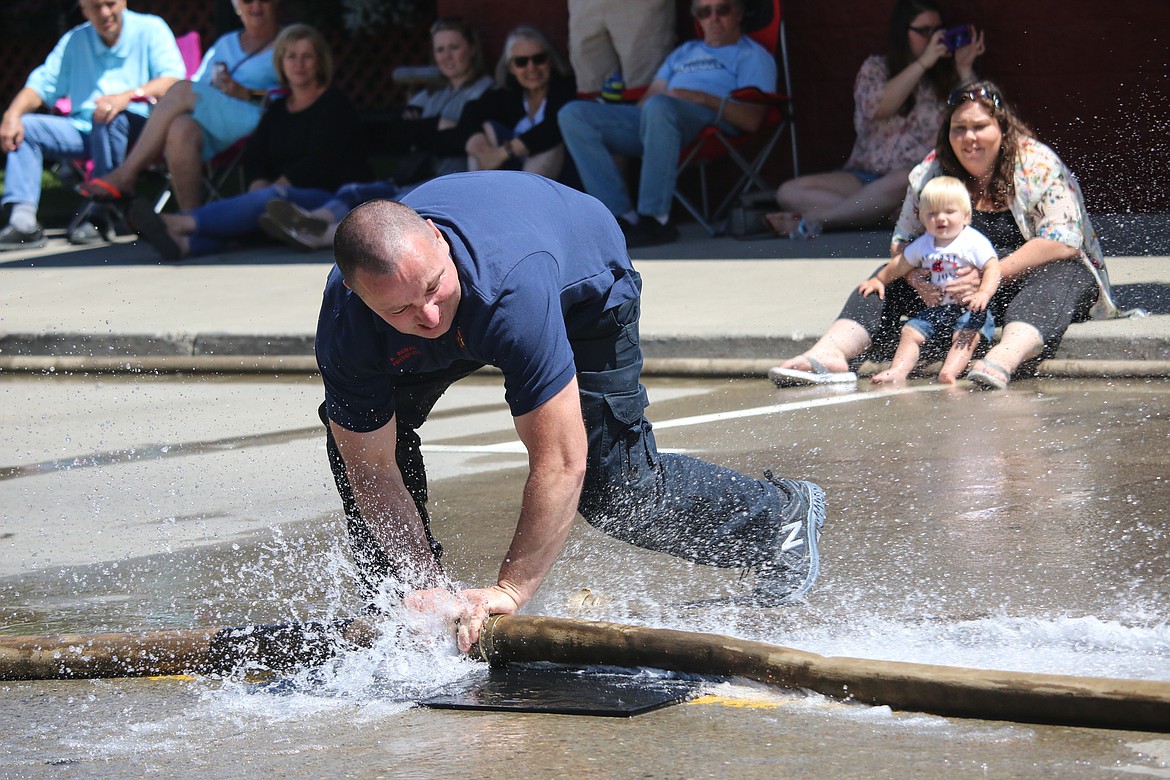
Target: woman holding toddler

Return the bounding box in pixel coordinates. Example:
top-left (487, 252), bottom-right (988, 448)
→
top-left (770, 80), bottom-right (1121, 390)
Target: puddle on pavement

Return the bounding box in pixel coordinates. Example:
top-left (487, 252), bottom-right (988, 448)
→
top-left (1, 376), bottom-right (1168, 777)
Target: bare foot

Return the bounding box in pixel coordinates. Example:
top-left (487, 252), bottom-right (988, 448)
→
top-left (779, 352), bottom-right (851, 374)
top-left (937, 370), bottom-right (958, 384)
top-left (763, 211), bottom-right (800, 237)
top-left (871, 369), bottom-right (908, 384)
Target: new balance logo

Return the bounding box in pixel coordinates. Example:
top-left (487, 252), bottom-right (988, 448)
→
top-left (780, 520), bottom-right (805, 552)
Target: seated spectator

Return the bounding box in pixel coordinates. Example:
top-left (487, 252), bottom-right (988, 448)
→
top-left (559, 0), bottom-right (775, 247)
top-left (0, 0), bottom-right (185, 250)
top-left (459, 25), bottom-right (577, 180)
top-left (769, 81), bottom-right (1123, 391)
top-left (857, 176), bottom-right (1001, 385)
top-left (387, 17), bottom-right (494, 180)
top-left (129, 25), bottom-right (370, 260)
top-left (79, 0), bottom-right (283, 211)
top-left (250, 18), bottom-right (494, 251)
top-left (764, 0), bottom-right (984, 239)
top-left (568, 0), bottom-right (675, 97)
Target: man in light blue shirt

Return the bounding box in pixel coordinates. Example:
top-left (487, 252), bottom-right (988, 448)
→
top-left (559, 0), bottom-right (776, 247)
top-left (0, 0), bottom-right (184, 249)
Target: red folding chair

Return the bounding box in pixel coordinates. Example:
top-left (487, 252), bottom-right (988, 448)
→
top-left (673, 0), bottom-right (798, 235)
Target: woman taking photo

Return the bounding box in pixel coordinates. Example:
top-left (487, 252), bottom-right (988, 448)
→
top-left (80, 0), bottom-right (283, 210)
top-left (765, 0), bottom-right (983, 238)
top-left (769, 80), bottom-right (1121, 389)
top-left (130, 25), bottom-right (369, 260)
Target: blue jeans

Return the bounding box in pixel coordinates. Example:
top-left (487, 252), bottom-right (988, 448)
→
top-left (905, 304), bottom-right (996, 344)
top-left (322, 280), bottom-right (787, 591)
top-left (187, 184), bottom-right (334, 256)
top-left (321, 180), bottom-right (401, 223)
top-left (558, 95), bottom-right (723, 217)
top-left (2, 112), bottom-right (146, 212)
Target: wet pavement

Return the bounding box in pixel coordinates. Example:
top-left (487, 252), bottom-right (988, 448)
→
top-left (1, 372), bottom-right (1169, 778)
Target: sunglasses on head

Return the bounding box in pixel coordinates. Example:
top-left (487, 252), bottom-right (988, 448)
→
top-left (511, 51), bottom-right (549, 68)
top-left (947, 84), bottom-right (1003, 109)
top-left (693, 2), bottom-right (733, 20)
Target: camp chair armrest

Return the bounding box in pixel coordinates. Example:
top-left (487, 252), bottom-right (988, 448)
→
top-left (727, 87), bottom-right (785, 106)
top-left (712, 88), bottom-right (784, 123)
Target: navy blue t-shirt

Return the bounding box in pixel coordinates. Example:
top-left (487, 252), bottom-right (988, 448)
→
top-left (316, 171), bottom-right (640, 433)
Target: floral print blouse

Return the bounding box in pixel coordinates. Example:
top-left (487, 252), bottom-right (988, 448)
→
top-left (892, 136), bottom-right (1120, 319)
top-left (845, 55), bottom-right (947, 175)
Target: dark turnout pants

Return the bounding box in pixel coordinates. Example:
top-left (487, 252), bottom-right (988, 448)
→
top-left (321, 297), bottom-right (786, 591)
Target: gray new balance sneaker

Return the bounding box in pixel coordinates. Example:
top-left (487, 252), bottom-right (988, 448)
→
top-left (753, 471), bottom-right (826, 606)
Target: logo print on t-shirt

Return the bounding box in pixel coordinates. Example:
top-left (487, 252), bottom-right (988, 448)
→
top-left (389, 345), bottom-right (422, 367)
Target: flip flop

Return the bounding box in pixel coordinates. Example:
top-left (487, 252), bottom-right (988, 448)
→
top-left (967, 359), bottom-right (1010, 390)
top-left (129, 199), bottom-right (183, 261)
top-left (77, 177), bottom-right (129, 202)
top-left (769, 356), bottom-right (857, 387)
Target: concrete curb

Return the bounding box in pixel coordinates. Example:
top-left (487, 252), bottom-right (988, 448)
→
top-left (4, 330), bottom-right (1170, 361)
top-left (3, 351), bottom-right (1169, 380)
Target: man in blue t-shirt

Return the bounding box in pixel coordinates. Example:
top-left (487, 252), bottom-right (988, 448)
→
top-left (316, 172), bottom-right (826, 653)
top-left (558, 0), bottom-right (776, 247)
top-left (0, 0), bottom-right (185, 249)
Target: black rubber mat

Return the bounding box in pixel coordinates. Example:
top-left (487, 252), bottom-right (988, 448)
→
top-left (420, 663), bottom-right (701, 717)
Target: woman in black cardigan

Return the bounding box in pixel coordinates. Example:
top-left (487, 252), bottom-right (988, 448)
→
top-left (130, 25), bottom-right (371, 260)
top-left (459, 25), bottom-right (576, 180)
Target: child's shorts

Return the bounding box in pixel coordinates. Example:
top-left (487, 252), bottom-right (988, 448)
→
top-left (905, 304), bottom-right (996, 343)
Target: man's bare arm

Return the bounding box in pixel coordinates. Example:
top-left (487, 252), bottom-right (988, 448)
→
top-left (1, 88), bottom-right (45, 153)
top-left (329, 416), bottom-right (447, 588)
top-left (665, 87), bottom-right (769, 134)
top-left (441, 378), bottom-right (588, 653)
top-left (496, 377), bottom-right (588, 607)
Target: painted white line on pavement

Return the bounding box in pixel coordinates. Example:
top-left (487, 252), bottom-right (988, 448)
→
top-left (652, 385), bottom-right (945, 430)
top-left (422, 386), bottom-right (946, 455)
top-left (424, 443), bottom-right (527, 454)
top-left (424, 443), bottom-right (689, 455)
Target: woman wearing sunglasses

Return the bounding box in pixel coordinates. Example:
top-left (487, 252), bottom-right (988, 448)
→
top-left (765, 0), bottom-right (982, 239)
top-left (458, 25), bottom-right (576, 180)
top-left (79, 0), bottom-right (283, 211)
top-left (769, 80), bottom-right (1123, 390)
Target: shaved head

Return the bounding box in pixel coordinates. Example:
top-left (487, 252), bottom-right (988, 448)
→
top-left (333, 199), bottom-right (433, 281)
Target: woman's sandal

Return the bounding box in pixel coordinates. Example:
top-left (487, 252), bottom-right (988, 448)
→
top-left (77, 177), bottom-right (131, 202)
top-left (769, 356), bottom-right (858, 387)
top-left (967, 359), bottom-right (1010, 390)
